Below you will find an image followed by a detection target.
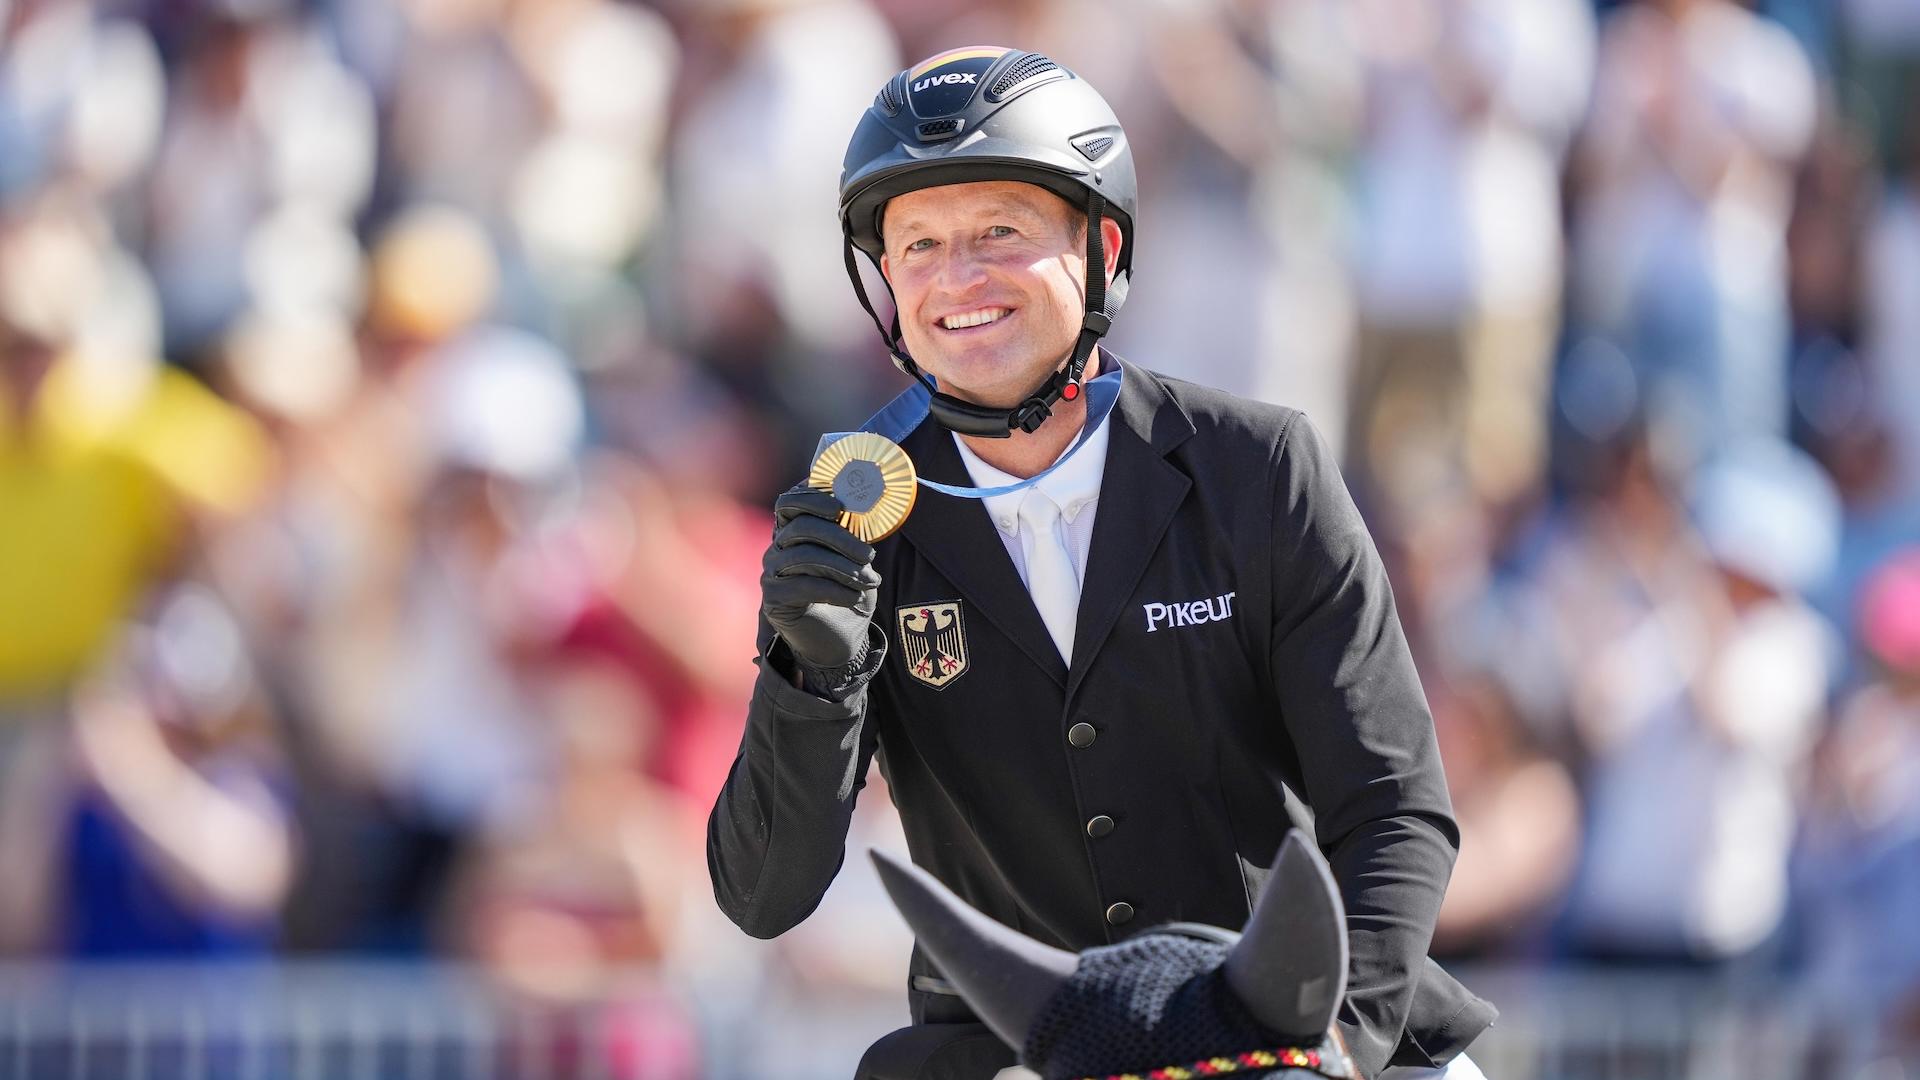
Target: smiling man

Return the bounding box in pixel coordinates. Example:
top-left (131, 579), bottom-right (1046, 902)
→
top-left (879, 181), bottom-right (1116, 453)
top-left (708, 46), bottom-right (1494, 1080)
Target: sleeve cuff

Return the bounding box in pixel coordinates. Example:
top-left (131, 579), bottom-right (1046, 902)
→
top-left (764, 623), bottom-right (888, 706)
top-left (798, 623), bottom-right (887, 701)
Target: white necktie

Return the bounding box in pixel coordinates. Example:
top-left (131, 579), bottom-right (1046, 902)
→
top-left (1016, 488), bottom-right (1080, 665)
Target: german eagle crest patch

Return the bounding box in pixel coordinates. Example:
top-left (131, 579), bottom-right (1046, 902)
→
top-left (896, 601), bottom-right (968, 689)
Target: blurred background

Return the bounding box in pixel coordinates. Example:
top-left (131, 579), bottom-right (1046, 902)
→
top-left (1, 0), bottom-right (1917, 1076)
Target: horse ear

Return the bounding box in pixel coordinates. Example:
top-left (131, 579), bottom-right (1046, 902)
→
top-left (870, 849), bottom-right (1077, 1051)
top-left (1223, 831), bottom-right (1349, 1040)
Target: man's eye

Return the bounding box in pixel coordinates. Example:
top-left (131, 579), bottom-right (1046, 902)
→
top-left (987, 225), bottom-right (1016, 239)
top-left (906, 238), bottom-right (935, 253)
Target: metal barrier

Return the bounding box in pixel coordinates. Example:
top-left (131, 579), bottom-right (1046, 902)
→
top-left (0, 962), bottom-right (1900, 1080)
top-left (1452, 966), bottom-right (1920, 1080)
top-left (0, 963), bottom-right (703, 1080)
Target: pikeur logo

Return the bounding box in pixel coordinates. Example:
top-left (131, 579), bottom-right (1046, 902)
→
top-left (913, 72), bottom-right (978, 92)
top-left (1144, 591), bottom-right (1236, 633)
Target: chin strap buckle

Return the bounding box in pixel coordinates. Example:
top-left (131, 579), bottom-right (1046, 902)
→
top-left (1010, 397), bottom-right (1054, 434)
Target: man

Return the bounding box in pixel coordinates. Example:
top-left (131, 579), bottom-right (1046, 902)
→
top-left (708, 46), bottom-right (1494, 1079)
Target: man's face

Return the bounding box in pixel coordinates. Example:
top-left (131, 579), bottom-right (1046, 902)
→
top-left (880, 180), bottom-right (1119, 408)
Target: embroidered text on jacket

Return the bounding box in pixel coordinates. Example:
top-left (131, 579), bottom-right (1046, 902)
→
top-left (1143, 591), bottom-right (1235, 632)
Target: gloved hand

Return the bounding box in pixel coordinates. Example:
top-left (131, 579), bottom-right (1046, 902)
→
top-left (761, 488), bottom-right (880, 681)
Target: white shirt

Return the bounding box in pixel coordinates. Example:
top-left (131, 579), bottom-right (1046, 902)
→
top-left (952, 416), bottom-right (1110, 592)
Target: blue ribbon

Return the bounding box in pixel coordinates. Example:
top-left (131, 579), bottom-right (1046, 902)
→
top-left (818, 367), bottom-right (1124, 500)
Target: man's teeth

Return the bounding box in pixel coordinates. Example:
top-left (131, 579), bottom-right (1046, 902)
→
top-left (941, 308), bottom-right (1009, 330)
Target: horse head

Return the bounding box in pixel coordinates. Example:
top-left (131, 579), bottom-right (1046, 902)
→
top-left (871, 831), bottom-right (1358, 1079)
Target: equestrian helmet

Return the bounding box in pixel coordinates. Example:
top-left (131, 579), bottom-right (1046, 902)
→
top-left (839, 46), bottom-right (1136, 313)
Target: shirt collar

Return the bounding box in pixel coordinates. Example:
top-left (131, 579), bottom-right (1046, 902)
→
top-left (953, 414), bottom-right (1110, 536)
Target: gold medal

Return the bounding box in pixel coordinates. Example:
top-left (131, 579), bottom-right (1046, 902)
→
top-left (809, 432), bottom-right (918, 543)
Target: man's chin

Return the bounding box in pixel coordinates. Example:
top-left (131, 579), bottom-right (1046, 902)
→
top-left (917, 350), bottom-right (1063, 408)
top-left (930, 379), bottom-right (1030, 411)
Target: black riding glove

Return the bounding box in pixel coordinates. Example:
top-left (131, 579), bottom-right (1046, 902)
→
top-left (761, 488), bottom-right (881, 696)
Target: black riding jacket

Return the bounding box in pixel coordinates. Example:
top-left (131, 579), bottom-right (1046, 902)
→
top-left (708, 357), bottom-right (1496, 1077)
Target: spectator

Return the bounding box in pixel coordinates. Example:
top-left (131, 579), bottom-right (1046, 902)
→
top-left (1551, 436), bottom-right (1838, 965)
top-left (452, 657), bottom-right (702, 1079)
top-left (546, 450), bottom-right (763, 811)
top-left (0, 204), bottom-right (269, 734)
top-left (0, 584), bottom-right (294, 957)
top-left (666, 0), bottom-right (901, 468)
top-left (1833, 0), bottom-right (1920, 180)
top-left (144, 1), bottom-right (375, 360)
top-left (1570, 0), bottom-right (1817, 471)
top-left (1344, 0), bottom-right (1594, 519)
top-left (1864, 107), bottom-right (1920, 504)
top-left (0, 0), bottom-right (165, 202)
top-left (1796, 548), bottom-right (1920, 1071)
top-left (1430, 670), bottom-right (1582, 960)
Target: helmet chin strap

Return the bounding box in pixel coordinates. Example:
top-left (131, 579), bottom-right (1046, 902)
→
top-left (843, 193), bottom-right (1113, 439)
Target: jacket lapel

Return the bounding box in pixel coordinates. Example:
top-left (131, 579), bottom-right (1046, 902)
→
top-left (1067, 358), bottom-right (1193, 700)
top-left (900, 419), bottom-right (1069, 688)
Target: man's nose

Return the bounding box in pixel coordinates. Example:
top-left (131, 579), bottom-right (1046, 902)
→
top-left (933, 244), bottom-right (989, 293)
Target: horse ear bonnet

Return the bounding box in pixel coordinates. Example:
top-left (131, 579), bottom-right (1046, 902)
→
top-left (1023, 934), bottom-right (1353, 1079)
top-left (1024, 935), bottom-right (1256, 1075)
top-left (870, 839), bottom-right (1356, 1079)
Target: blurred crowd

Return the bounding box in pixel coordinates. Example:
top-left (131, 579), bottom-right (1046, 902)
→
top-left (1, 0), bottom-right (1918, 1075)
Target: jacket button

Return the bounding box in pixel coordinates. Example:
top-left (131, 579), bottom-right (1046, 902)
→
top-left (1085, 814), bottom-right (1115, 838)
top-left (1067, 723), bottom-right (1096, 748)
top-left (1105, 901), bottom-right (1134, 926)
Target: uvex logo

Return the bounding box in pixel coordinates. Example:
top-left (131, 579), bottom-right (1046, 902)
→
top-left (1144, 591), bottom-right (1236, 633)
top-left (913, 72), bottom-right (978, 92)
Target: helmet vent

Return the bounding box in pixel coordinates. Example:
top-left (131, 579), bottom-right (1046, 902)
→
top-left (985, 53), bottom-right (1061, 102)
top-left (878, 78), bottom-right (904, 116)
top-left (1074, 135), bottom-right (1115, 161)
top-left (917, 118), bottom-right (963, 141)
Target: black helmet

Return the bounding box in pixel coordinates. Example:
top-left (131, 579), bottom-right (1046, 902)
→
top-left (838, 47), bottom-right (1137, 437)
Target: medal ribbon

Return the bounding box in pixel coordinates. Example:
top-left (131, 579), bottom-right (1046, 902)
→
top-left (819, 366), bottom-right (1124, 500)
